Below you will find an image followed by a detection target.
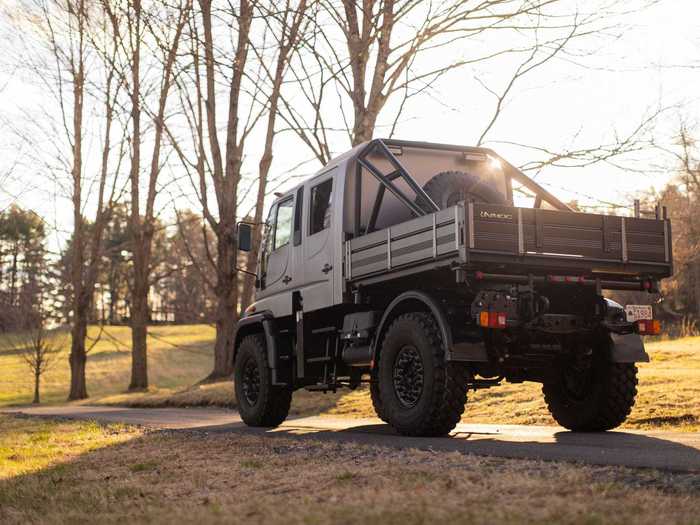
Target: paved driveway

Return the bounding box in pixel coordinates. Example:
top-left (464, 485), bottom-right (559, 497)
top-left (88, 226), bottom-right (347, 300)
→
top-left (4, 405), bottom-right (699, 472)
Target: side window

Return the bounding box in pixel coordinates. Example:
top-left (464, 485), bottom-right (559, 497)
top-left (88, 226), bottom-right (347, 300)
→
top-left (309, 178), bottom-right (333, 235)
top-left (273, 198), bottom-right (293, 250)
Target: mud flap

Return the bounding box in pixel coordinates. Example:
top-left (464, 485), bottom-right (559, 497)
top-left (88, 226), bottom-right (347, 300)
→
top-left (610, 333), bottom-right (649, 363)
top-left (449, 341), bottom-right (489, 362)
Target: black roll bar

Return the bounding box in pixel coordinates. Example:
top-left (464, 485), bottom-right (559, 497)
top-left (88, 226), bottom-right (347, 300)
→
top-left (353, 138), bottom-right (573, 238)
top-left (355, 139), bottom-right (440, 236)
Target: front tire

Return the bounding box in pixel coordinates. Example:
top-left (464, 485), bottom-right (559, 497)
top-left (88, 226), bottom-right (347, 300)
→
top-left (378, 312), bottom-right (468, 437)
top-left (234, 334), bottom-right (292, 427)
top-left (542, 348), bottom-right (638, 432)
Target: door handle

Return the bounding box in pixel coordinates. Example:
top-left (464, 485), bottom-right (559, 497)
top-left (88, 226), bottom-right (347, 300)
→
top-left (282, 275), bottom-right (292, 284)
top-left (321, 263), bottom-right (333, 274)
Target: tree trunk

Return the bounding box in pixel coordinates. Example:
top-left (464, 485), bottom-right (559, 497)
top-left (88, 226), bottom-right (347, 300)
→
top-left (209, 228), bottom-right (237, 379)
top-left (109, 278), bottom-right (116, 324)
top-left (351, 110), bottom-right (381, 146)
top-left (33, 370), bottom-right (40, 404)
top-left (212, 296), bottom-right (236, 379)
top-left (129, 262), bottom-right (149, 391)
top-left (9, 244), bottom-right (18, 306)
top-left (68, 315), bottom-right (88, 400)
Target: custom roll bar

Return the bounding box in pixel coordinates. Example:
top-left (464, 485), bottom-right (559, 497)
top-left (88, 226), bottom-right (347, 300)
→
top-left (352, 138), bottom-right (573, 238)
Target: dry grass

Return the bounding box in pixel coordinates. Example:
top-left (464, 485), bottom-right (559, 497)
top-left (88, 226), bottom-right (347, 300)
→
top-left (326, 337), bottom-right (700, 432)
top-left (0, 325), bottom-right (216, 406)
top-left (1, 325), bottom-right (698, 432)
top-left (0, 414), bottom-right (698, 525)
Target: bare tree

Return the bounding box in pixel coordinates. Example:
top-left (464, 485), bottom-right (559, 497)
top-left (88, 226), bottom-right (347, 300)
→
top-left (281, 0), bottom-right (653, 163)
top-left (103, 0), bottom-right (192, 390)
top-left (15, 325), bottom-right (65, 404)
top-left (167, 0), bottom-right (256, 379)
top-left (166, 0), bottom-right (311, 377)
top-left (240, 0), bottom-right (310, 311)
top-left (655, 124), bottom-right (700, 314)
top-left (8, 1), bottom-right (128, 399)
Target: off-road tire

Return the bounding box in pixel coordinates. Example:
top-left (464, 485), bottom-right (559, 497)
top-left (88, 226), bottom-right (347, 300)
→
top-left (234, 334), bottom-right (292, 427)
top-left (369, 366), bottom-right (387, 422)
top-left (422, 170), bottom-right (508, 209)
top-left (542, 356), bottom-right (638, 432)
top-left (378, 312), bottom-right (468, 436)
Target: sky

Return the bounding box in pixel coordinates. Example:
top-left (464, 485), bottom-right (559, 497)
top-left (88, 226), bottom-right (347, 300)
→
top-left (0, 0), bottom-right (699, 250)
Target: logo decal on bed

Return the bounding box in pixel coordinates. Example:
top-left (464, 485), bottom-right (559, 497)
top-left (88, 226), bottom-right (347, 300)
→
top-left (480, 211), bottom-right (513, 220)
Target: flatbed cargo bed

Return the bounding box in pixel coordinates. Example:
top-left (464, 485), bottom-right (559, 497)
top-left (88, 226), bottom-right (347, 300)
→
top-left (345, 201), bottom-right (672, 289)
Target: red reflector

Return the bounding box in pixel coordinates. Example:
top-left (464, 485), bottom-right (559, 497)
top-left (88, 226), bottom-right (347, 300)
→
top-left (497, 312), bottom-right (507, 328)
top-left (475, 271), bottom-right (485, 280)
top-left (488, 312), bottom-right (498, 328)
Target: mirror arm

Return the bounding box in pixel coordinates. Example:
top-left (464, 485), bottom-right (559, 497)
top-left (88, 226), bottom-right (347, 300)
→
top-left (236, 267), bottom-right (258, 278)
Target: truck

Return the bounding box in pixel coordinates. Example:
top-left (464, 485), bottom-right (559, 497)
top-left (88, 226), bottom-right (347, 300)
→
top-left (233, 138), bottom-right (672, 436)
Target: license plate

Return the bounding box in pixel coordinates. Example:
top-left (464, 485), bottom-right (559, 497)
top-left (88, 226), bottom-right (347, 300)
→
top-left (625, 304), bottom-right (653, 322)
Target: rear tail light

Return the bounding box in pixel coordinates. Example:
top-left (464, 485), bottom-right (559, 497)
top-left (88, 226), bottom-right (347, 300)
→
top-left (637, 319), bottom-right (661, 335)
top-left (479, 311), bottom-right (507, 329)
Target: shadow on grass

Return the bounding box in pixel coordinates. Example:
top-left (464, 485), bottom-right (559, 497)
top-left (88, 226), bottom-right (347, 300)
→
top-left (1, 413), bottom-right (699, 525)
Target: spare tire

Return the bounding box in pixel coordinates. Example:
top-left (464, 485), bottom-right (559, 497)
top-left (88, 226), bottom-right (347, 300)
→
top-left (421, 170), bottom-right (508, 210)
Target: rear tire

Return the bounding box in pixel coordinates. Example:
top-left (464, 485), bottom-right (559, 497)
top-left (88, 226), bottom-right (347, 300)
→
top-left (542, 348), bottom-right (638, 432)
top-left (378, 312), bottom-right (468, 436)
top-left (234, 334), bottom-right (292, 427)
top-left (422, 170), bottom-right (508, 209)
top-left (370, 366), bottom-right (387, 422)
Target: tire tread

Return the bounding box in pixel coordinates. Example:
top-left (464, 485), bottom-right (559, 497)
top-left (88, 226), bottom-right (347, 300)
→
top-left (543, 361), bottom-right (638, 432)
top-left (235, 334), bottom-right (292, 427)
top-left (382, 312), bottom-right (468, 437)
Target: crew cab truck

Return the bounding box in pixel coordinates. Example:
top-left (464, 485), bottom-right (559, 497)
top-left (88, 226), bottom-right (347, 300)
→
top-left (234, 138), bottom-right (672, 436)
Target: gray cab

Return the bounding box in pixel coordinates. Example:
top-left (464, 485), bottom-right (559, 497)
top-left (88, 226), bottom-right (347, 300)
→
top-left (254, 167), bottom-right (342, 317)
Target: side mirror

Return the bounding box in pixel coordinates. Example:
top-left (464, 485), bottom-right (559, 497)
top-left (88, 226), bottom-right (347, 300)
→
top-left (237, 222), bottom-right (253, 252)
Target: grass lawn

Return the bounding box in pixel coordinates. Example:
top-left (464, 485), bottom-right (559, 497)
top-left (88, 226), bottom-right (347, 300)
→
top-left (1, 414), bottom-right (699, 525)
top-left (1, 325), bottom-right (698, 431)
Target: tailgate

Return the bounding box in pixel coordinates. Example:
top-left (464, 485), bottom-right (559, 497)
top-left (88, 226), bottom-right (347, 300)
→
top-left (466, 203), bottom-right (672, 278)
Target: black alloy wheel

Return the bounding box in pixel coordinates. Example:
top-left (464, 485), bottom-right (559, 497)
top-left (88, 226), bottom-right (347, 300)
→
top-left (241, 357), bottom-right (261, 407)
top-left (392, 345), bottom-right (424, 408)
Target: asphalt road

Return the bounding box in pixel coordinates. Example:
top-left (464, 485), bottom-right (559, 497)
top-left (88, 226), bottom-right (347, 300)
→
top-left (4, 405), bottom-right (699, 473)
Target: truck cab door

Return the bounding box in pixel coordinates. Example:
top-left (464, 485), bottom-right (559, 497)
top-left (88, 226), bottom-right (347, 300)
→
top-left (302, 169), bottom-right (336, 312)
top-left (258, 196), bottom-right (294, 315)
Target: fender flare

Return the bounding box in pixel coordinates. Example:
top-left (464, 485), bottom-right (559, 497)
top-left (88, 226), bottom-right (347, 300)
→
top-left (371, 290), bottom-right (454, 363)
top-left (233, 311), bottom-right (280, 371)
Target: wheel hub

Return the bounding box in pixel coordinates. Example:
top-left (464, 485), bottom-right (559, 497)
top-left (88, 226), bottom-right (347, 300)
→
top-left (392, 345), bottom-right (424, 408)
top-left (241, 358), bottom-right (261, 406)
